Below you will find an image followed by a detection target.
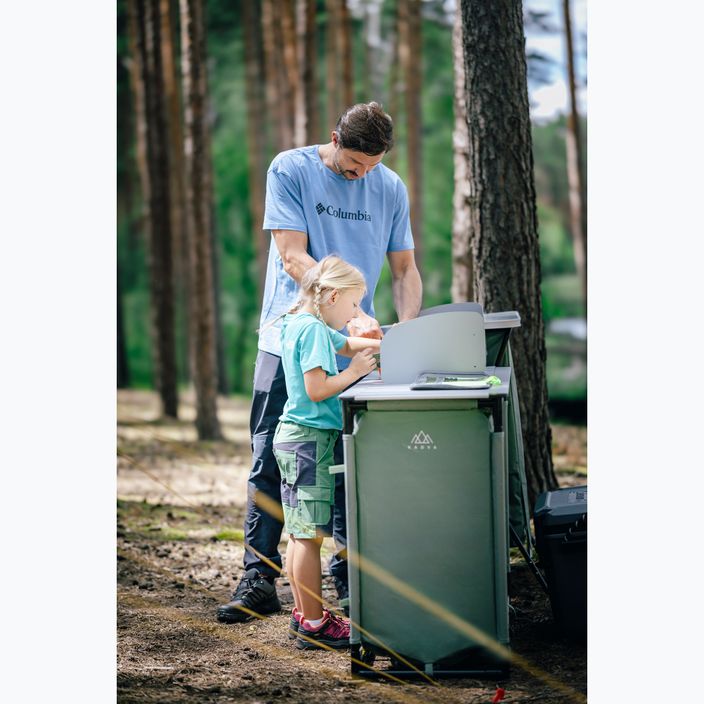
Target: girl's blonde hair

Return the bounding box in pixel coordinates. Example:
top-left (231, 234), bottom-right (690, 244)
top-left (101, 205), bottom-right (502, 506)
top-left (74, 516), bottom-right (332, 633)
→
top-left (293, 255), bottom-right (366, 320)
top-left (257, 255), bottom-right (366, 333)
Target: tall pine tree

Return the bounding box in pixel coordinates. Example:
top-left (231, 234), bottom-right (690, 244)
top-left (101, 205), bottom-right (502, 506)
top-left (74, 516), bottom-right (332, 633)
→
top-left (460, 0), bottom-right (558, 503)
top-left (180, 0), bottom-right (222, 439)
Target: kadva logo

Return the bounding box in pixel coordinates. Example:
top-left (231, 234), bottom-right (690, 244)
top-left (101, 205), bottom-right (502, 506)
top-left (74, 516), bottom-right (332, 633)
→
top-left (408, 430), bottom-right (437, 450)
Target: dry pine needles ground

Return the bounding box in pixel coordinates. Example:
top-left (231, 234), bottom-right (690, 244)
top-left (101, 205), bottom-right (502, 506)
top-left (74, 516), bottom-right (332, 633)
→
top-left (117, 390), bottom-right (586, 703)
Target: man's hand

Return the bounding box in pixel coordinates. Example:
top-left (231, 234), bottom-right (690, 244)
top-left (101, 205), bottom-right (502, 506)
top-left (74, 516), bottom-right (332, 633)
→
top-left (347, 310), bottom-right (383, 339)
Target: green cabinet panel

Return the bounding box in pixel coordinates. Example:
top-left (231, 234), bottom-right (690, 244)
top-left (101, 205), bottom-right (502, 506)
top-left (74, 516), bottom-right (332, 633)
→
top-left (350, 406), bottom-right (503, 664)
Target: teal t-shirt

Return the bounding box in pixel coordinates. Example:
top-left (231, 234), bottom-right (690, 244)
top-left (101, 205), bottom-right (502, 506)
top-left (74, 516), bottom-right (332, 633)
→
top-left (279, 313), bottom-right (348, 430)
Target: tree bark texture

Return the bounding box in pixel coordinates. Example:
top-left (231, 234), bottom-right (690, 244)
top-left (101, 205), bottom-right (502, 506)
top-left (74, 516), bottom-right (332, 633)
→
top-left (180, 0), bottom-right (222, 439)
top-left (291, 0), bottom-right (306, 147)
top-left (460, 0), bottom-right (557, 505)
top-left (262, 0), bottom-right (289, 151)
top-left (562, 0), bottom-right (586, 312)
top-left (325, 0), bottom-right (341, 127)
top-left (201, 114), bottom-right (228, 398)
top-left (302, 0), bottom-right (320, 144)
top-left (242, 0), bottom-right (269, 297)
top-left (339, 0), bottom-right (354, 109)
top-left (280, 0), bottom-right (301, 147)
top-left (385, 5), bottom-right (400, 173)
top-left (131, 0), bottom-right (179, 418)
top-left (196, 28), bottom-right (227, 397)
top-left (126, 0), bottom-right (149, 219)
top-left (451, 5), bottom-right (473, 302)
top-left (398, 0), bottom-right (423, 273)
top-left (159, 0), bottom-right (191, 384)
top-left (260, 0), bottom-right (278, 151)
top-left (361, 0), bottom-right (385, 103)
top-left (210, 211), bottom-right (229, 396)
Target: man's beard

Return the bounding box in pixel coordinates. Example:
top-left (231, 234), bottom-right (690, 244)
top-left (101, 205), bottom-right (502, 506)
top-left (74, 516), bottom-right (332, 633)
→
top-left (333, 148), bottom-right (355, 179)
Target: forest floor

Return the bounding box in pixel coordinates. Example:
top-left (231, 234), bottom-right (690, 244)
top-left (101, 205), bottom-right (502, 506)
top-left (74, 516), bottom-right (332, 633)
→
top-left (117, 389), bottom-right (587, 704)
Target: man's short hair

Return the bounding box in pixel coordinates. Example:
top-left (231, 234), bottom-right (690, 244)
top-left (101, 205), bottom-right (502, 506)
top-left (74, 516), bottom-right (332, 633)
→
top-left (335, 102), bottom-right (394, 156)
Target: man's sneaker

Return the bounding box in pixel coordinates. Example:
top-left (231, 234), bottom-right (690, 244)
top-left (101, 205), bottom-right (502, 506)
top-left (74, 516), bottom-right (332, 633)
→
top-left (288, 608), bottom-right (302, 640)
top-left (333, 576), bottom-right (350, 617)
top-left (216, 568), bottom-right (281, 623)
top-left (296, 609), bottom-right (350, 650)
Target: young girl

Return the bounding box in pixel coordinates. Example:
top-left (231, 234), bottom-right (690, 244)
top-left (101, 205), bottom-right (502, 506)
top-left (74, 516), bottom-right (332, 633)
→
top-left (272, 255), bottom-right (380, 650)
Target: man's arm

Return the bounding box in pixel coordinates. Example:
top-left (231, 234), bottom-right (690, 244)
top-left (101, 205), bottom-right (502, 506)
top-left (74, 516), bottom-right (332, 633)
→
top-left (388, 249), bottom-right (422, 321)
top-left (271, 230), bottom-right (316, 284)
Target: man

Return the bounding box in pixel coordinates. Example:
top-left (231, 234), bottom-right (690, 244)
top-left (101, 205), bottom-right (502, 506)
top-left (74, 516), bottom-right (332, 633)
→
top-left (217, 102), bottom-right (422, 623)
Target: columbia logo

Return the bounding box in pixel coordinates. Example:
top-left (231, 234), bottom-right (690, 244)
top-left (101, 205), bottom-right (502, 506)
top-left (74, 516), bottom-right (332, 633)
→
top-left (408, 430), bottom-right (437, 450)
top-left (314, 202), bottom-right (372, 222)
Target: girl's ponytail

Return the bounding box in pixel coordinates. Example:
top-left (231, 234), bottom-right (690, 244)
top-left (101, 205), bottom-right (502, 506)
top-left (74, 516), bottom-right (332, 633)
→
top-left (257, 255), bottom-right (366, 332)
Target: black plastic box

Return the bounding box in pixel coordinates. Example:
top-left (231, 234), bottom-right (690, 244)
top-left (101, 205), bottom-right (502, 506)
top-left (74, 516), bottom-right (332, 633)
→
top-left (533, 486), bottom-right (587, 640)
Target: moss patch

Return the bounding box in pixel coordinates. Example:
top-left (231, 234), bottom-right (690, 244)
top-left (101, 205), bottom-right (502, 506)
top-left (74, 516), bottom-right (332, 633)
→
top-left (213, 529), bottom-right (245, 542)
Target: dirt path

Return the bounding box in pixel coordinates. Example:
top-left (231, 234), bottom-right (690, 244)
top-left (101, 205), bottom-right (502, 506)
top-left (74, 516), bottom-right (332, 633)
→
top-left (117, 390), bottom-right (587, 703)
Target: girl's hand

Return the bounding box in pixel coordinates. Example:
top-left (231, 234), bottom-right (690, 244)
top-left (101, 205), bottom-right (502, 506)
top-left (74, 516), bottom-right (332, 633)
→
top-left (348, 348), bottom-right (377, 379)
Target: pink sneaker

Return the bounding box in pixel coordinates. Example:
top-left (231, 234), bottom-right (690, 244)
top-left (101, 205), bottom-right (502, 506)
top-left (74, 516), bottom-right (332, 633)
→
top-left (296, 609), bottom-right (350, 650)
top-left (288, 608), bottom-right (302, 640)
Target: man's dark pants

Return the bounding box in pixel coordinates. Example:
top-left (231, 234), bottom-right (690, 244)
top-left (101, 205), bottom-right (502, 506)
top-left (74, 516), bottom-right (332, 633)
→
top-left (243, 350), bottom-right (348, 587)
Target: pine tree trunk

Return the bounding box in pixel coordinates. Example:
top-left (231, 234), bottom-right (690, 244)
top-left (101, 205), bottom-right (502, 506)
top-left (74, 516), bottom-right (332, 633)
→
top-left (243, 0), bottom-right (269, 297)
top-left (126, 0), bottom-right (149, 217)
top-left (385, 6), bottom-right (400, 173)
top-left (159, 0), bottom-right (191, 384)
top-left (180, 0), bottom-right (222, 439)
top-left (262, 0), bottom-right (287, 151)
top-left (362, 0), bottom-right (384, 103)
top-left (339, 0), bottom-right (354, 108)
top-left (290, 0), bottom-right (307, 147)
top-left (210, 211), bottom-right (229, 396)
top-left (325, 0), bottom-right (341, 125)
top-left (203, 116), bottom-right (228, 397)
top-left (260, 0), bottom-right (278, 152)
top-left (280, 0), bottom-right (301, 147)
top-left (132, 0), bottom-right (179, 419)
top-left (399, 0), bottom-right (423, 273)
top-left (302, 0), bottom-right (319, 144)
top-left (197, 34), bottom-right (228, 398)
top-left (562, 0), bottom-right (586, 313)
top-left (269, 1), bottom-right (294, 149)
top-left (451, 3), bottom-right (473, 302)
top-left (460, 0), bottom-right (557, 506)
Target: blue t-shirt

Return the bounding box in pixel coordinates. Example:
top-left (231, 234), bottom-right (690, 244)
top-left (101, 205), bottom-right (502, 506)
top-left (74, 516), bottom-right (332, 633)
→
top-left (279, 313), bottom-right (348, 430)
top-left (258, 145), bottom-right (414, 363)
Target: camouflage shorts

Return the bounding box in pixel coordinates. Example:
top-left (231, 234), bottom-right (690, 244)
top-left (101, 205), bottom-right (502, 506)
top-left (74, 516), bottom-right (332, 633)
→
top-left (273, 421), bottom-right (339, 539)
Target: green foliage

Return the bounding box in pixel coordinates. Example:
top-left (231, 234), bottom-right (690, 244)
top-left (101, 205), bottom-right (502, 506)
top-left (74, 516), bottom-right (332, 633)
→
top-left (541, 274), bottom-right (583, 320)
top-left (538, 203), bottom-right (576, 277)
top-left (419, 18), bottom-right (455, 309)
top-left (532, 116), bottom-right (569, 209)
top-left (123, 289), bottom-right (153, 388)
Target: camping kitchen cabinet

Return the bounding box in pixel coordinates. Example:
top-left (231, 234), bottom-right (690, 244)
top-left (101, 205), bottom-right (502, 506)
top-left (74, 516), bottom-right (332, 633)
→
top-left (336, 305), bottom-right (530, 678)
